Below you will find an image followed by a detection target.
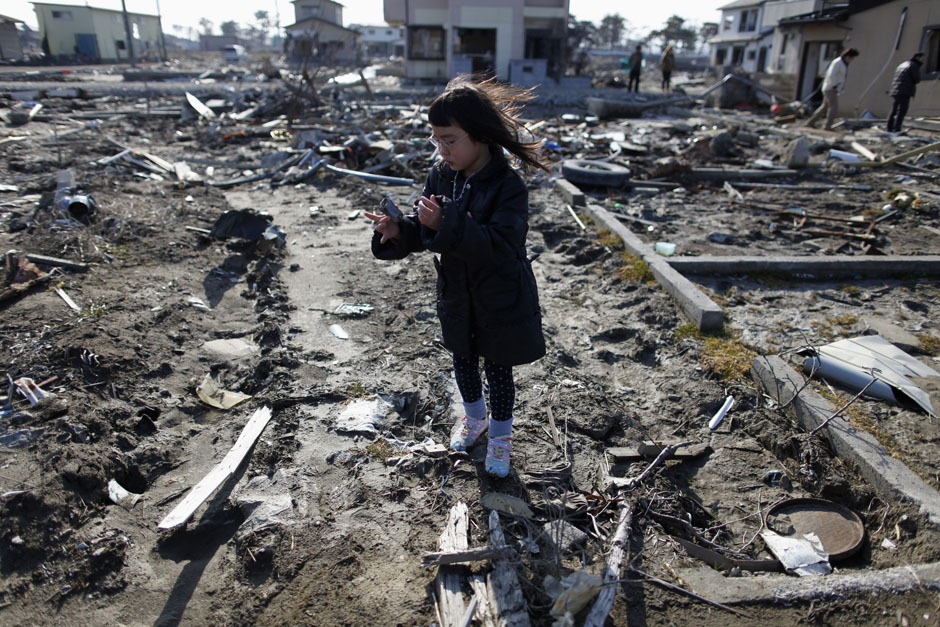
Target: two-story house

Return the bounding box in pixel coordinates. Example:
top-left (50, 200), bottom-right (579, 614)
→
top-left (709, 0), bottom-right (773, 72)
top-left (284, 0), bottom-right (361, 64)
top-left (351, 24), bottom-right (405, 59)
top-left (382, 0), bottom-right (569, 84)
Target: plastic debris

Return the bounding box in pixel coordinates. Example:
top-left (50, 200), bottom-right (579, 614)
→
top-left (329, 324), bottom-right (350, 340)
top-left (760, 530), bottom-right (831, 576)
top-left (195, 374), bottom-right (251, 410)
top-left (708, 395), bottom-right (734, 430)
top-left (544, 569), bottom-right (603, 618)
top-left (335, 396), bottom-right (394, 435)
top-left (108, 479), bottom-right (141, 510)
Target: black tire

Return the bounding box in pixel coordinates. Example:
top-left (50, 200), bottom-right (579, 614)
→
top-left (561, 159), bottom-right (631, 186)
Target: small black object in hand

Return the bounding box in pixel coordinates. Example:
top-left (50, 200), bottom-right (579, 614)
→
top-left (380, 197), bottom-right (403, 223)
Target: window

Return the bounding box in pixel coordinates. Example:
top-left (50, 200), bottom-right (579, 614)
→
top-left (408, 26), bottom-right (445, 60)
top-left (747, 49), bottom-right (756, 60)
top-left (722, 15), bottom-right (734, 31)
top-left (52, 10), bottom-right (73, 20)
top-left (367, 29), bottom-right (375, 35)
top-left (731, 46), bottom-right (744, 65)
top-left (116, 40), bottom-right (126, 50)
top-left (922, 24), bottom-right (940, 75)
top-left (715, 47), bottom-right (727, 65)
top-left (740, 9), bottom-right (758, 32)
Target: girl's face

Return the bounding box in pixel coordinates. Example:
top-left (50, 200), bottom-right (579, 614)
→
top-left (430, 124), bottom-right (490, 175)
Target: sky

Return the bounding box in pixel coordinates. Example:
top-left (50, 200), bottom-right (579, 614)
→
top-left (4, 0), bottom-right (723, 36)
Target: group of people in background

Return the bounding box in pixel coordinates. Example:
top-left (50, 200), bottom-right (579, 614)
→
top-left (625, 43), bottom-right (676, 93)
top-left (806, 47), bottom-right (924, 133)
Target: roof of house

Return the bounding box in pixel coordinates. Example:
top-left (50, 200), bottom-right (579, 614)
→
top-left (778, 5), bottom-right (849, 26)
top-left (283, 15), bottom-right (360, 35)
top-left (31, 2), bottom-right (158, 19)
top-left (777, 0), bottom-right (896, 27)
top-left (718, 0), bottom-right (764, 11)
top-left (0, 13), bottom-right (25, 23)
top-left (708, 31), bottom-right (767, 45)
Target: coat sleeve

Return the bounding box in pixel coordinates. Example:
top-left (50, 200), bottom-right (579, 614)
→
top-left (422, 174), bottom-right (528, 265)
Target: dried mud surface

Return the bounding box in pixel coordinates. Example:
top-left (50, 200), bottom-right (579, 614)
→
top-left (1, 73), bottom-right (940, 626)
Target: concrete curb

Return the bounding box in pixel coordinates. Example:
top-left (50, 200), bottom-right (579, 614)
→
top-left (583, 203), bottom-right (724, 331)
top-left (751, 355), bottom-right (940, 525)
top-left (668, 255), bottom-right (940, 278)
top-left (677, 561), bottom-right (940, 605)
top-left (554, 179), bottom-right (585, 207)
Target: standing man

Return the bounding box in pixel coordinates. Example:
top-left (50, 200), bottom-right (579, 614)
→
top-left (887, 52), bottom-right (924, 133)
top-left (659, 44), bottom-right (675, 92)
top-left (628, 44), bottom-right (643, 92)
top-left (805, 48), bottom-right (860, 131)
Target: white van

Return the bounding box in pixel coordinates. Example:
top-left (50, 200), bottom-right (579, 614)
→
top-left (222, 45), bottom-right (246, 62)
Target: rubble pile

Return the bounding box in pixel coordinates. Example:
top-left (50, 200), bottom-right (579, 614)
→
top-left (1, 60), bottom-right (939, 625)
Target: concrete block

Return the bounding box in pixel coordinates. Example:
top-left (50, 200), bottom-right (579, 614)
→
top-left (554, 178), bottom-right (585, 207)
top-left (750, 355), bottom-right (940, 525)
top-left (666, 255), bottom-right (940, 279)
top-left (585, 203), bottom-right (724, 331)
top-left (678, 561), bottom-right (940, 605)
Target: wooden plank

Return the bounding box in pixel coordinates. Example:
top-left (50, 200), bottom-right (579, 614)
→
top-left (850, 141), bottom-right (877, 161)
top-left (24, 253), bottom-right (89, 272)
top-left (436, 501), bottom-right (469, 626)
top-left (423, 546), bottom-right (511, 567)
top-left (608, 442), bottom-right (711, 461)
top-left (158, 406), bottom-right (273, 529)
top-left (486, 510), bottom-right (530, 626)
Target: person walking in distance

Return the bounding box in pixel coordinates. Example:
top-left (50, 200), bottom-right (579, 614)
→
top-left (365, 75), bottom-right (548, 478)
top-left (628, 44), bottom-right (643, 92)
top-left (659, 44), bottom-right (675, 92)
top-left (805, 48), bottom-right (859, 131)
top-left (887, 52), bottom-right (924, 133)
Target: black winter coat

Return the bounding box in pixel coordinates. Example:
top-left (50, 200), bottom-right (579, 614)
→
top-left (371, 149), bottom-right (545, 367)
top-left (890, 57), bottom-right (922, 98)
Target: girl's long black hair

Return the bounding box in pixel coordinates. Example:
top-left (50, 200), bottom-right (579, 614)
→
top-left (427, 74), bottom-right (550, 173)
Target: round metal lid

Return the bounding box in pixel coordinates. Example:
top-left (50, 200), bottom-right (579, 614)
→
top-left (765, 497), bottom-right (866, 561)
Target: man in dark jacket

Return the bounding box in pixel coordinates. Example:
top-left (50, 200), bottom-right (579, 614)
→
top-left (887, 52), bottom-right (924, 133)
top-left (627, 45), bottom-right (643, 92)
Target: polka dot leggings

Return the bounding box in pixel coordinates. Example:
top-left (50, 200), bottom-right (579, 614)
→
top-left (452, 354), bottom-right (514, 422)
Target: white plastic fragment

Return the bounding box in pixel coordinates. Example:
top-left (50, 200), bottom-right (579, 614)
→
top-left (329, 324), bottom-right (349, 340)
top-left (708, 395), bottom-right (734, 430)
top-left (107, 479), bottom-right (141, 510)
top-left (760, 530), bottom-right (831, 576)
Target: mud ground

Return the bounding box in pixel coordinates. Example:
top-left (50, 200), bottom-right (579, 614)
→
top-left (1, 64), bottom-right (940, 626)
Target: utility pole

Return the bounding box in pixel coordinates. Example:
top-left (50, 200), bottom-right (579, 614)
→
top-left (156, 0), bottom-right (168, 61)
top-left (121, 0), bottom-right (136, 67)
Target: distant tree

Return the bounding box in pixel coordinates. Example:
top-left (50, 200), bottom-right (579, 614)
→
top-left (698, 22), bottom-right (719, 53)
top-left (220, 20), bottom-right (240, 38)
top-left (567, 16), bottom-right (597, 53)
top-left (198, 18), bottom-right (213, 36)
top-left (254, 10), bottom-right (271, 46)
top-left (648, 15), bottom-right (697, 52)
top-left (598, 14), bottom-right (627, 49)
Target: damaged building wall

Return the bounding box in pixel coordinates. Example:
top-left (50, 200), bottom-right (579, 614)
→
top-left (780, 0), bottom-right (939, 118)
top-left (838, 0), bottom-right (940, 119)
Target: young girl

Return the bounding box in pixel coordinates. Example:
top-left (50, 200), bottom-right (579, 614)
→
top-left (364, 75), bottom-right (548, 477)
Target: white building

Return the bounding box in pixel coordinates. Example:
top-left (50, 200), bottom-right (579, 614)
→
top-left (383, 0), bottom-right (568, 83)
top-left (351, 23), bottom-right (405, 58)
top-left (284, 0), bottom-right (362, 64)
top-left (709, 0), bottom-right (772, 72)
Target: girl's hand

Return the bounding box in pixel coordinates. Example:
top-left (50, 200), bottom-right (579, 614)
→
top-left (364, 211), bottom-right (400, 244)
top-left (416, 195), bottom-right (443, 231)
